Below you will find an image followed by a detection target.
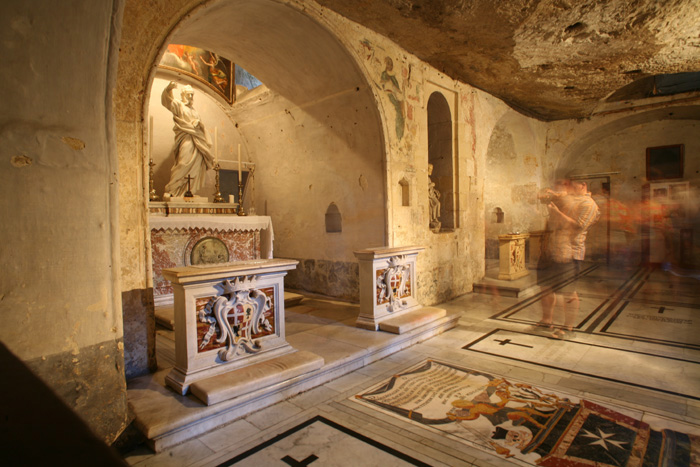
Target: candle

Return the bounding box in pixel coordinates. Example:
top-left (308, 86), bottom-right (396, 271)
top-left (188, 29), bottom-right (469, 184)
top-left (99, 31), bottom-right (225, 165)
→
top-left (238, 144), bottom-right (242, 183)
top-left (149, 116), bottom-right (153, 158)
top-left (214, 127), bottom-right (218, 163)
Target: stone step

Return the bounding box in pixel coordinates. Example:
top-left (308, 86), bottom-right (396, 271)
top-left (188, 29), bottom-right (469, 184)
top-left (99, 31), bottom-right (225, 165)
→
top-left (190, 350), bottom-right (324, 406)
top-left (378, 306), bottom-right (447, 334)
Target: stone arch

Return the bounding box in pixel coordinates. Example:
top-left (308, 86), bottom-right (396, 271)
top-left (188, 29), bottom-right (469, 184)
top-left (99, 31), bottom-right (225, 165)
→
top-left (556, 105), bottom-right (700, 178)
top-left (116, 0), bottom-right (388, 377)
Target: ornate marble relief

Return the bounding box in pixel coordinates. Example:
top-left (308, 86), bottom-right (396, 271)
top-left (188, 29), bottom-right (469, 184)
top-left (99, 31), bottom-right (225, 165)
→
top-left (196, 278), bottom-right (275, 361)
top-left (376, 255), bottom-right (412, 312)
top-left (498, 234), bottom-right (530, 281)
top-left (510, 238), bottom-right (526, 273)
top-left (151, 227), bottom-right (260, 296)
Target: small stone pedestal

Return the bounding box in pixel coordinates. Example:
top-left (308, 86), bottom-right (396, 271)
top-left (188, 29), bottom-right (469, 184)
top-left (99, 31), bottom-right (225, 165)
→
top-left (354, 246), bottom-right (446, 334)
top-left (162, 259), bottom-right (323, 403)
top-left (498, 233), bottom-right (530, 280)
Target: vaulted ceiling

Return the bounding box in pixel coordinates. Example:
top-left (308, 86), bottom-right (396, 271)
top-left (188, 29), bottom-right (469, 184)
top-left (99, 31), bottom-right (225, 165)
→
top-left (316, 0), bottom-right (700, 121)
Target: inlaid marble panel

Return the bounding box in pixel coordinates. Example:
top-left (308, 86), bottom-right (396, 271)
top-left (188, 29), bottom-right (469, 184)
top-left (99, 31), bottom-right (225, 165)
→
top-left (375, 267), bottom-right (412, 305)
top-left (151, 227), bottom-right (260, 297)
top-left (354, 359), bottom-right (700, 466)
top-left (196, 287), bottom-right (276, 353)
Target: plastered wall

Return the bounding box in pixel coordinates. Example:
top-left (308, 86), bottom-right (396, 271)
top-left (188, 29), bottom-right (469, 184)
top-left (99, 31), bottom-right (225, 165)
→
top-left (0, 0), bottom-right (128, 443)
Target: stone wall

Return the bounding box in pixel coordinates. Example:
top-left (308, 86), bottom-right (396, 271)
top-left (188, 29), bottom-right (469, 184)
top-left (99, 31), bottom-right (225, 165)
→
top-left (0, 0), bottom-right (128, 443)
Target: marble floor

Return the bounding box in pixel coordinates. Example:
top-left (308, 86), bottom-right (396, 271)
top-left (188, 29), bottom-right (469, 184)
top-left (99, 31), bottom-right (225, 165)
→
top-left (123, 264), bottom-right (700, 466)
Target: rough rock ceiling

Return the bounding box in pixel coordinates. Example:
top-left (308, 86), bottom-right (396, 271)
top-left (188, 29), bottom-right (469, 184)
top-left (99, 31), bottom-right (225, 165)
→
top-left (316, 0), bottom-right (700, 121)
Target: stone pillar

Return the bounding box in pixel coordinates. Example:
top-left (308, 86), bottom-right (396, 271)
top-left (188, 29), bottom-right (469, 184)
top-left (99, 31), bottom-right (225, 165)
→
top-left (498, 234), bottom-right (530, 280)
top-left (354, 246), bottom-right (446, 334)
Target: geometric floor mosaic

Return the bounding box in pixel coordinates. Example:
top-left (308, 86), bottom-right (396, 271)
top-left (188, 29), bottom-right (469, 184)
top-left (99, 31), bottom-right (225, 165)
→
top-left (216, 415), bottom-right (431, 466)
top-left (353, 359), bottom-right (700, 466)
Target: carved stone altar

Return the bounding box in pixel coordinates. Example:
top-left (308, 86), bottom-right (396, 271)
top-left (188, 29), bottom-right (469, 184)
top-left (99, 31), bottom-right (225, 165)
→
top-left (150, 214), bottom-right (273, 305)
top-left (498, 233), bottom-right (530, 280)
top-left (354, 246), bottom-right (446, 334)
top-left (162, 259), bottom-right (323, 402)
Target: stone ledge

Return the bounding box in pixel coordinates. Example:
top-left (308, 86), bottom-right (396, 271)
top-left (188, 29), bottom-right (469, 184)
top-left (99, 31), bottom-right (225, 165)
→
top-left (378, 306), bottom-right (447, 334)
top-left (190, 350), bottom-right (324, 406)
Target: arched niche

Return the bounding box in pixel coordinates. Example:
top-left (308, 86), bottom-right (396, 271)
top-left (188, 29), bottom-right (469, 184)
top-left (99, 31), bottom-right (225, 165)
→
top-left (117, 0), bottom-right (388, 377)
top-left (427, 91), bottom-right (455, 230)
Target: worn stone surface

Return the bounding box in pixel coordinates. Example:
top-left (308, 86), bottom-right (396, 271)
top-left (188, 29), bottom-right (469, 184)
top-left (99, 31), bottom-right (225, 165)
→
top-left (286, 259), bottom-right (360, 302)
top-left (0, 0), bottom-right (128, 444)
top-left (122, 288), bottom-right (156, 379)
top-left (25, 339), bottom-right (128, 444)
top-left (315, 0), bottom-right (700, 120)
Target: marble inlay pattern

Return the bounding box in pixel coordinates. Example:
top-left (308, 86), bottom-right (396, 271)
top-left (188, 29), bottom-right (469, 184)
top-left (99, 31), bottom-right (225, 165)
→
top-left (217, 416), bottom-right (429, 466)
top-left (195, 287), bottom-right (276, 353)
top-left (354, 359), bottom-right (700, 466)
top-left (151, 228), bottom-right (260, 297)
top-left (375, 266), bottom-right (412, 306)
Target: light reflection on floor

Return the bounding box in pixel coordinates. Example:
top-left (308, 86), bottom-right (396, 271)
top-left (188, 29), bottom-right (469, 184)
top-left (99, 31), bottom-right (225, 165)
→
top-left (125, 264), bottom-right (700, 467)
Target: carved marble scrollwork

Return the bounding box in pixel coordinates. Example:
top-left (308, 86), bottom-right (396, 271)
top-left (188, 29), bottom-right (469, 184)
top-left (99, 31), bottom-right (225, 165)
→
top-left (198, 275), bottom-right (273, 361)
top-left (377, 255), bottom-right (411, 312)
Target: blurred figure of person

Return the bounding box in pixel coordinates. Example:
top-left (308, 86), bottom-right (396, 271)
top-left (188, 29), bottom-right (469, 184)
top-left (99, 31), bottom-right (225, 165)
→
top-left (536, 178), bottom-right (600, 339)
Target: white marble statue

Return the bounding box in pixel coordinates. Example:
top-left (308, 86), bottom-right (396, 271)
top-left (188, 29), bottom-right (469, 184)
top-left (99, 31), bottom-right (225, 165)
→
top-left (428, 163), bottom-right (441, 230)
top-left (161, 82), bottom-right (215, 197)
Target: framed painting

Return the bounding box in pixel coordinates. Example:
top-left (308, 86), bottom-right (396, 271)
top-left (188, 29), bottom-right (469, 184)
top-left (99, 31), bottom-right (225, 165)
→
top-left (646, 144), bottom-right (684, 181)
top-left (159, 44), bottom-right (235, 104)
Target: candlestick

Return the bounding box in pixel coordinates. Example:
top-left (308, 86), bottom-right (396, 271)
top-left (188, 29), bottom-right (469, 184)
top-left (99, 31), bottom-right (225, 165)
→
top-left (214, 127), bottom-right (218, 163)
top-left (237, 180), bottom-right (246, 216)
top-left (237, 144), bottom-right (242, 183)
top-left (213, 163), bottom-right (224, 203)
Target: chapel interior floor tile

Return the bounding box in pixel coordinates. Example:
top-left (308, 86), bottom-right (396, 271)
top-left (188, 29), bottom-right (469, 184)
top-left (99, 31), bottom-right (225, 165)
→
top-left (128, 263), bottom-right (700, 467)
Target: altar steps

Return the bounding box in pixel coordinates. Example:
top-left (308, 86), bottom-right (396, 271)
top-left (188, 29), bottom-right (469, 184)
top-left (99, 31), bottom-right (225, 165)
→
top-left (130, 297), bottom-right (459, 452)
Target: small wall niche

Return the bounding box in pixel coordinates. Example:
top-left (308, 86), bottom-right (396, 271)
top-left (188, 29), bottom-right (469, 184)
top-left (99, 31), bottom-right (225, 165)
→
top-left (325, 202), bottom-right (342, 233)
top-left (493, 207), bottom-right (504, 224)
top-left (399, 178), bottom-right (410, 206)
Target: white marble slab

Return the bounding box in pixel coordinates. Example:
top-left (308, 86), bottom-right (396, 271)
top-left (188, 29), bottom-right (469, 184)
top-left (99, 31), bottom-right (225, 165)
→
top-left (465, 329), bottom-right (700, 398)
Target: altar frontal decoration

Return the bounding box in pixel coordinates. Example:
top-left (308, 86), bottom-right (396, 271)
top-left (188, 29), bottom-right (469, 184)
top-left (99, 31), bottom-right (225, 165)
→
top-left (162, 259), bottom-right (300, 396)
top-left (354, 359), bottom-right (700, 466)
top-left (354, 246), bottom-right (446, 333)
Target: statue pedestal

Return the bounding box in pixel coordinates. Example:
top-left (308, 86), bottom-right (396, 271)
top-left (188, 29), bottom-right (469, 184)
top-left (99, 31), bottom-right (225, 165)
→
top-left (498, 234), bottom-right (530, 280)
top-left (162, 259), bottom-right (323, 402)
top-left (354, 246), bottom-right (446, 333)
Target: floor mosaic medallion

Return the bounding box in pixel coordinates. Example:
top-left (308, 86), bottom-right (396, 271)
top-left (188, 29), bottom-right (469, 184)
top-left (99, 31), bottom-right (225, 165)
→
top-left (353, 359), bottom-right (700, 466)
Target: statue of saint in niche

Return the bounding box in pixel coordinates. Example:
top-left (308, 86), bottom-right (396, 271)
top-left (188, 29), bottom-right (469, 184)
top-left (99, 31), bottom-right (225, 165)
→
top-left (428, 163), bottom-right (441, 231)
top-left (161, 81), bottom-right (215, 197)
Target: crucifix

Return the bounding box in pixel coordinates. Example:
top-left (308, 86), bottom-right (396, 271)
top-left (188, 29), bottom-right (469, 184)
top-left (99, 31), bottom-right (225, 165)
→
top-left (184, 175), bottom-right (194, 198)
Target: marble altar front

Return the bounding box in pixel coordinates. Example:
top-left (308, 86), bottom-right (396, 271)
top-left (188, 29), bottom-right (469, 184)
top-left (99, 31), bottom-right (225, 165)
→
top-left (354, 246), bottom-right (448, 334)
top-left (162, 259), bottom-right (322, 401)
top-left (150, 215), bottom-right (273, 305)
